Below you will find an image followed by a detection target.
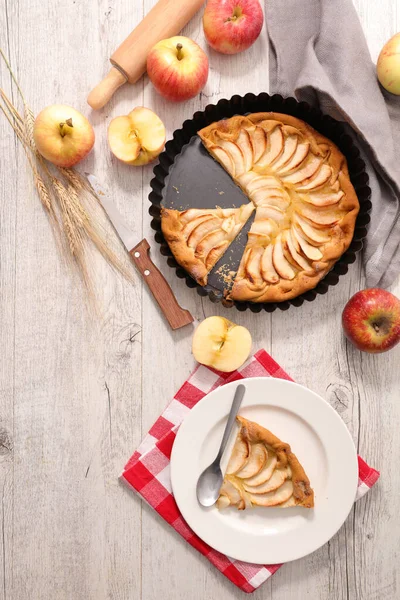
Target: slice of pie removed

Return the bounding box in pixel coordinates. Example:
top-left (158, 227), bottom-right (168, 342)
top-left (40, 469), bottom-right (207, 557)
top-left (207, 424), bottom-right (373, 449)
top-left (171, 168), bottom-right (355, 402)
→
top-left (217, 416), bottom-right (314, 509)
top-left (161, 204), bottom-right (254, 286)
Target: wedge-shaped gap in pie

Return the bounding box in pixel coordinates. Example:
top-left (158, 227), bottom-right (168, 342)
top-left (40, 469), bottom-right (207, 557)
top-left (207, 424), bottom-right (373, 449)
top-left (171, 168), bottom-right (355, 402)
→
top-left (217, 416), bottom-right (314, 510)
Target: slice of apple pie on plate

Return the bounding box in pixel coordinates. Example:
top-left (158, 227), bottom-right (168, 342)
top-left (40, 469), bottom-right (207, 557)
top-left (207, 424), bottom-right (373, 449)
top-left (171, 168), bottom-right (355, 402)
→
top-left (217, 416), bottom-right (314, 510)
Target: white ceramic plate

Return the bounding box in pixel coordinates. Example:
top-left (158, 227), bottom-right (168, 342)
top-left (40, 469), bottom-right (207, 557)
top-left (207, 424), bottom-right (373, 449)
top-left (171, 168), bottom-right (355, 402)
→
top-left (170, 377), bottom-right (358, 564)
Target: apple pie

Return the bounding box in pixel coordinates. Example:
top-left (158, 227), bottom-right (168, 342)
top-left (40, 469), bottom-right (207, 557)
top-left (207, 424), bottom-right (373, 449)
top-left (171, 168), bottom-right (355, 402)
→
top-left (161, 204), bottom-right (254, 286)
top-left (217, 416), bottom-right (314, 509)
top-left (197, 112), bottom-right (360, 302)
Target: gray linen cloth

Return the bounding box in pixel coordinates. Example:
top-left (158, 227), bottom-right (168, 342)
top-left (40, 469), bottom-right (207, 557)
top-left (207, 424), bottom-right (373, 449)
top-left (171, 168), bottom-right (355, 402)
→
top-left (266, 0), bottom-right (400, 288)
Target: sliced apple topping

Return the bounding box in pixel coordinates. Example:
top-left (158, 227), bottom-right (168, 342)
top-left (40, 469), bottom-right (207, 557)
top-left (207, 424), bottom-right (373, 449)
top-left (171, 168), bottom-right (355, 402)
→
top-left (217, 479), bottom-right (242, 507)
top-left (256, 126), bottom-right (284, 168)
top-left (292, 226), bottom-right (323, 260)
top-left (273, 234), bottom-right (296, 280)
top-left (248, 126), bottom-right (267, 162)
top-left (187, 217), bottom-right (220, 248)
top-left (246, 175), bottom-right (281, 194)
top-left (279, 496), bottom-right (297, 508)
top-left (244, 453), bottom-right (278, 486)
top-left (248, 480), bottom-right (294, 507)
top-left (181, 214), bottom-right (214, 237)
top-left (243, 467), bottom-right (289, 494)
top-left (237, 129), bottom-right (253, 172)
top-left (272, 135), bottom-right (298, 171)
top-left (219, 139), bottom-right (246, 176)
top-left (261, 244), bottom-right (280, 284)
top-left (210, 146), bottom-right (235, 176)
top-left (281, 156), bottom-right (322, 185)
top-left (278, 142), bottom-right (310, 175)
top-left (255, 205), bottom-right (286, 224)
top-left (300, 190), bottom-right (344, 207)
top-left (285, 230), bottom-right (312, 271)
top-left (245, 247), bottom-right (264, 285)
top-left (226, 438), bottom-right (250, 474)
top-left (235, 443), bottom-right (267, 479)
top-left (196, 228), bottom-right (229, 258)
top-left (296, 164), bottom-right (332, 191)
top-left (297, 203), bottom-right (340, 226)
top-left (295, 214), bottom-right (331, 244)
top-left (250, 188), bottom-right (290, 209)
top-left (237, 171), bottom-right (262, 188)
top-left (205, 242), bottom-right (230, 269)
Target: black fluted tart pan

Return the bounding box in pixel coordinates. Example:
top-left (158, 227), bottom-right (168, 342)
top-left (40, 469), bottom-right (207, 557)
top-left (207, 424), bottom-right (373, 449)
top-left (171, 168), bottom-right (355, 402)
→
top-left (149, 93), bottom-right (372, 312)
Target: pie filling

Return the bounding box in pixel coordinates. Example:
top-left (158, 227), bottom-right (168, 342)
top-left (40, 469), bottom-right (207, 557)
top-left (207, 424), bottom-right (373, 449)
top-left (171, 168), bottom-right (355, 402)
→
top-left (217, 416), bottom-right (314, 510)
top-left (161, 112), bottom-right (359, 302)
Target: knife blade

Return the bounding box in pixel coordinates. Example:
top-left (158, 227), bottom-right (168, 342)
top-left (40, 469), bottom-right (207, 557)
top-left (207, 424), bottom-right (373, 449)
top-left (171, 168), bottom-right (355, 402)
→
top-left (86, 173), bottom-right (194, 330)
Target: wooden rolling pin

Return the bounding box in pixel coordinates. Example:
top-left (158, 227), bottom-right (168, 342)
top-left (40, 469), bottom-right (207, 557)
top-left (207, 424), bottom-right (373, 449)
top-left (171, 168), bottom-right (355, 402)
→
top-left (88, 0), bottom-right (205, 110)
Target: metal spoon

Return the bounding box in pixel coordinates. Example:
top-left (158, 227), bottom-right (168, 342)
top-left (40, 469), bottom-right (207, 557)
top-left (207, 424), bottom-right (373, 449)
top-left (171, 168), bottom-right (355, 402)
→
top-left (196, 384), bottom-right (246, 507)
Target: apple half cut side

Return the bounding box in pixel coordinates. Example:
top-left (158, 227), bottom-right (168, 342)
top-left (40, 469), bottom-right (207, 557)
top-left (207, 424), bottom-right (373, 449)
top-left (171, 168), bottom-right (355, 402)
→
top-left (108, 107), bottom-right (166, 166)
top-left (192, 316), bottom-right (252, 373)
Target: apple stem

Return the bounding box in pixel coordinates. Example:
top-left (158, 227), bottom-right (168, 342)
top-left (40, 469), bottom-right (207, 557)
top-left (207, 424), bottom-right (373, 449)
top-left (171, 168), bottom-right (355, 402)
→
top-left (226, 6), bottom-right (242, 21)
top-left (176, 43), bottom-right (183, 61)
top-left (59, 118), bottom-right (73, 137)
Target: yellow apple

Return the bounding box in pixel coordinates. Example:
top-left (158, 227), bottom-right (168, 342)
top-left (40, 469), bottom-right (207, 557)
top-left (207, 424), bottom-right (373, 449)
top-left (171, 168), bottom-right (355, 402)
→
top-left (107, 107), bottom-right (166, 166)
top-left (147, 36), bottom-right (209, 102)
top-left (192, 316), bottom-right (252, 372)
top-left (33, 105), bottom-right (95, 168)
top-left (377, 33), bottom-right (400, 95)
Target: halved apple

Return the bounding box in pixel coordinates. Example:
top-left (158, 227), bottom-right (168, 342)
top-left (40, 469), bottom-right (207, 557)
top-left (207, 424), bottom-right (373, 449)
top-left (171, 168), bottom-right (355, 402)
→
top-left (108, 106), bottom-right (166, 166)
top-left (192, 316), bottom-right (252, 373)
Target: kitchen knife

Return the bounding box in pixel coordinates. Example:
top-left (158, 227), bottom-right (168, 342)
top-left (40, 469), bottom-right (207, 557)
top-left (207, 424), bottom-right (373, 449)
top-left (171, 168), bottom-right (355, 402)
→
top-left (86, 173), bottom-right (194, 330)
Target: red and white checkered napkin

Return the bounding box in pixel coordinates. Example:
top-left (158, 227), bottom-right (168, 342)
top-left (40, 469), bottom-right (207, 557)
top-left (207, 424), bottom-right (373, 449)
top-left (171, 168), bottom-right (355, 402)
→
top-left (121, 349), bottom-right (380, 593)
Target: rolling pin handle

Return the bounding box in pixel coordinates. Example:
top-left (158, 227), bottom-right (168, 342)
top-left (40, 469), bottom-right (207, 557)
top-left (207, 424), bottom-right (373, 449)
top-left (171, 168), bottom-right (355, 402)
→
top-left (87, 67), bottom-right (127, 110)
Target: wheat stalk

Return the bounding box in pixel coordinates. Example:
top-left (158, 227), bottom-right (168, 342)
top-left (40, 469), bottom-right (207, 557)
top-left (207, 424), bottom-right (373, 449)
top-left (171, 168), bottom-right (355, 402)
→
top-left (0, 48), bottom-right (135, 300)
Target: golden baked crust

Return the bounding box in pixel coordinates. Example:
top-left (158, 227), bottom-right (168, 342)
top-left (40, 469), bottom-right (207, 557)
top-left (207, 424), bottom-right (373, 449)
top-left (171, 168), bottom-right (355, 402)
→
top-left (198, 112), bottom-right (359, 303)
top-left (161, 204), bottom-right (254, 286)
top-left (217, 416), bottom-right (314, 510)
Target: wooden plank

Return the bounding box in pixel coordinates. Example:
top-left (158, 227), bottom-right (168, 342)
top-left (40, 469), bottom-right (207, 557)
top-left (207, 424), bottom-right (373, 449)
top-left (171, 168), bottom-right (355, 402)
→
top-left (1, 0), bottom-right (143, 598)
top-left (0, 3), bottom-right (16, 599)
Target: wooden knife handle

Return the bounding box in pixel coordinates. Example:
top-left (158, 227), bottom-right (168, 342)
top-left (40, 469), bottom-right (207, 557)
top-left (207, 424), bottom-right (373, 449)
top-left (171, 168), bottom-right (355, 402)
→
top-left (130, 239), bottom-right (194, 330)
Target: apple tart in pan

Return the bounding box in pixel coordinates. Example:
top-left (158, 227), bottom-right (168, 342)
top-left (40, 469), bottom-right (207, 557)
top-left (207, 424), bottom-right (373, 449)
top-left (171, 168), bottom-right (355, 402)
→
top-left (217, 416), bottom-right (314, 510)
top-left (161, 112), bottom-right (359, 303)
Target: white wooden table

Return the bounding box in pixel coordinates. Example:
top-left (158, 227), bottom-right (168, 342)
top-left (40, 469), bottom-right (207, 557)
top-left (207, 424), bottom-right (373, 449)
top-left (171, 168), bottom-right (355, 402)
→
top-left (1, 1), bottom-right (400, 598)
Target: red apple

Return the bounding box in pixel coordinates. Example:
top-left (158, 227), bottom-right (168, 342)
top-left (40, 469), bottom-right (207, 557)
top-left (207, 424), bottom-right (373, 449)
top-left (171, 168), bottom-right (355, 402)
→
top-left (33, 105), bottom-right (95, 168)
top-left (342, 288), bottom-right (400, 353)
top-left (146, 36), bottom-right (209, 102)
top-left (203, 0), bottom-right (264, 55)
